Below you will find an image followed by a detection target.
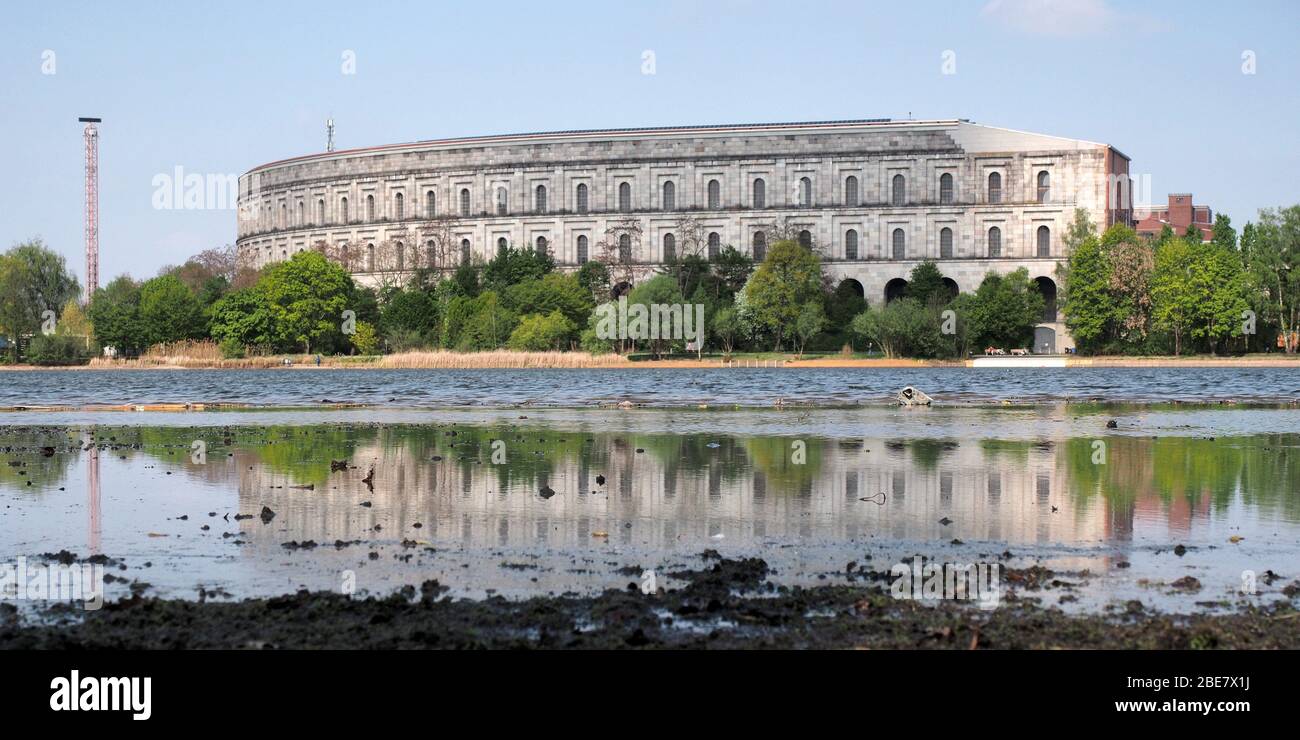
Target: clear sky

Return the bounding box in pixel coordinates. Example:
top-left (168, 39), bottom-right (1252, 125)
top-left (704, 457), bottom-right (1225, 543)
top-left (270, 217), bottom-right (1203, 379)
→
top-left (2, 0), bottom-right (1297, 285)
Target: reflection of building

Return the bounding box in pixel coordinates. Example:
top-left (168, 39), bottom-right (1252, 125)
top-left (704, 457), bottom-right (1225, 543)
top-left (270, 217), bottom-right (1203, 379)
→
top-left (1134, 193), bottom-right (1213, 242)
top-left (237, 119), bottom-right (1135, 353)
top-left (233, 434), bottom-right (1110, 550)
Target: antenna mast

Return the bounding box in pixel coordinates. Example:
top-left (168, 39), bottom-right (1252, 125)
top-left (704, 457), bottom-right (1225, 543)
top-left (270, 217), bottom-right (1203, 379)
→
top-left (79, 117), bottom-right (101, 302)
top-left (326, 118), bottom-right (335, 153)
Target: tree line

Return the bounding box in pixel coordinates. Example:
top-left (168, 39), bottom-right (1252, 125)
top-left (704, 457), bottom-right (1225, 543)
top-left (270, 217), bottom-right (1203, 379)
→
top-left (2, 201), bottom-right (1297, 363)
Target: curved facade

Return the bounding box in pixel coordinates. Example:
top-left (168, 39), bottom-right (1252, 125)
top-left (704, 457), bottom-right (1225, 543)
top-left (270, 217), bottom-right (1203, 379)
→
top-left (236, 119), bottom-right (1133, 351)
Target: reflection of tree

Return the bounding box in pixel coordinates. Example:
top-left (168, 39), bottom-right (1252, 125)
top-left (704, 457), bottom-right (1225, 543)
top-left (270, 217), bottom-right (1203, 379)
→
top-left (742, 437), bottom-right (823, 491)
top-left (1063, 435), bottom-right (1300, 521)
top-left (910, 439), bottom-right (959, 470)
top-left (0, 429), bottom-right (80, 489)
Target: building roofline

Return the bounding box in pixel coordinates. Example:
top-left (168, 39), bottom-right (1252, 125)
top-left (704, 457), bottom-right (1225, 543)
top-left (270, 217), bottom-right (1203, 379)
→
top-left (244, 118), bottom-right (972, 174)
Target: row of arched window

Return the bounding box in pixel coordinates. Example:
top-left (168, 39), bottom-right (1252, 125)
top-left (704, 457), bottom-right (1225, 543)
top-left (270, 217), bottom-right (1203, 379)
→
top-left (258, 222), bottom-right (1052, 271)
top-left (256, 170), bottom-right (1056, 231)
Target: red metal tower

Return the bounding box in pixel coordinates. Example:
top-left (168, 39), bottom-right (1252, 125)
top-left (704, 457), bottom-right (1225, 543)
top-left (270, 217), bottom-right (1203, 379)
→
top-left (79, 117), bottom-right (101, 302)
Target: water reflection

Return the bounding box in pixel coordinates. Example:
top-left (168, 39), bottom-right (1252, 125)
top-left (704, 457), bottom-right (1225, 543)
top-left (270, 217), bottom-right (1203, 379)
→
top-left (2, 422), bottom-right (1297, 606)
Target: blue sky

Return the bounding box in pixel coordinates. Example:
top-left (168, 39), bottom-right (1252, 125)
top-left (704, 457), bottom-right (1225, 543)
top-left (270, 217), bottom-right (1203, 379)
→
top-left (2, 0), bottom-right (1297, 285)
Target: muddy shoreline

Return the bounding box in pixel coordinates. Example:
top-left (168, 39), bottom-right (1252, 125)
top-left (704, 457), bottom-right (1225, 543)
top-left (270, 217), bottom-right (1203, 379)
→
top-left (4, 555), bottom-right (1298, 649)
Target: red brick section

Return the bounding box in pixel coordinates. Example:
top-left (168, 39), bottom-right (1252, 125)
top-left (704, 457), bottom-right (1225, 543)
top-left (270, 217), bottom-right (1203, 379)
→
top-left (1134, 193), bottom-right (1213, 241)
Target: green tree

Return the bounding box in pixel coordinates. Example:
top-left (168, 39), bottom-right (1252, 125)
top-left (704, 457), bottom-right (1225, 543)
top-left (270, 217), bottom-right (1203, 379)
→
top-left (793, 301), bottom-right (827, 357)
top-left (742, 240), bottom-right (824, 350)
top-left (138, 274), bottom-right (205, 346)
top-left (481, 245), bottom-right (553, 292)
top-left (380, 288), bottom-right (438, 343)
top-left (507, 310), bottom-right (576, 351)
top-left (260, 251), bottom-right (355, 353)
top-left (503, 272), bottom-right (595, 330)
top-left (1152, 238), bottom-right (1199, 355)
top-left (1191, 241), bottom-right (1250, 354)
top-left (1211, 214), bottom-right (1237, 251)
top-left (961, 268), bottom-right (1045, 350)
top-left (1061, 231), bottom-right (1114, 353)
top-left (209, 287), bottom-right (275, 356)
top-left (1246, 206), bottom-right (1300, 353)
top-left (87, 276), bottom-right (147, 355)
top-left (0, 239), bottom-right (82, 361)
top-left (626, 274), bottom-right (686, 358)
top-left (906, 261), bottom-right (950, 308)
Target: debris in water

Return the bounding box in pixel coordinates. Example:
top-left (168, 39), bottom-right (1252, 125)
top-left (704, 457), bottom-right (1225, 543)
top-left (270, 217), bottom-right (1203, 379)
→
top-left (897, 386), bottom-right (932, 406)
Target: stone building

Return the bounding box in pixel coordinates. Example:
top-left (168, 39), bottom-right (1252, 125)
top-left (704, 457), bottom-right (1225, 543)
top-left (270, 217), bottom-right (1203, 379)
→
top-left (236, 119), bottom-right (1133, 353)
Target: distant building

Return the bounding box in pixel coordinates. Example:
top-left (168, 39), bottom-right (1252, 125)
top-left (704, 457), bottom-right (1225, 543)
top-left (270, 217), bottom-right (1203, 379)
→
top-left (238, 118), bottom-right (1136, 354)
top-left (1134, 193), bottom-right (1213, 242)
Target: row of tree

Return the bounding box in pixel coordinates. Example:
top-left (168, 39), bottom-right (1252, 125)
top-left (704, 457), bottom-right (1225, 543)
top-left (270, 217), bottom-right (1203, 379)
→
top-left (4, 202), bottom-right (1297, 363)
top-left (1060, 205), bottom-right (1300, 355)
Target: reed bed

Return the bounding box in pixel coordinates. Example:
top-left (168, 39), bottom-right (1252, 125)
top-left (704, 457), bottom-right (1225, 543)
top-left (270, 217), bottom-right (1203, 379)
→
top-left (377, 350), bottom-right (632, 369)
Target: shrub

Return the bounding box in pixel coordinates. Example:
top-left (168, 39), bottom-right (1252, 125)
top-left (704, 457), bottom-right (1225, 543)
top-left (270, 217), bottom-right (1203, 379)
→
top-left (26, 334), bottom-right (91, 366)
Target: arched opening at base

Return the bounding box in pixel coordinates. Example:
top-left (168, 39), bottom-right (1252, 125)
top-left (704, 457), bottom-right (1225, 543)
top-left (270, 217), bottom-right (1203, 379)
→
top-left (941, 277), bottom-right (959, 300)
top-left (885, 278), bottom-right (909, 304)
top-left (1034, 276), bottom-right (1058, 322)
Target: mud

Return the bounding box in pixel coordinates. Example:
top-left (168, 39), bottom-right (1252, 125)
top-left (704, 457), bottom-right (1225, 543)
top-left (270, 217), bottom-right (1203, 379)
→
top-left (4, 553), bottom-right (1297, 650)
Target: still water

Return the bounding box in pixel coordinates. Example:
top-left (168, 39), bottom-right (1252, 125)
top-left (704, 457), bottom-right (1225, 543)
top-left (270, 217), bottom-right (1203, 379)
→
top-left (2, 404), bottom-right (1297, 613)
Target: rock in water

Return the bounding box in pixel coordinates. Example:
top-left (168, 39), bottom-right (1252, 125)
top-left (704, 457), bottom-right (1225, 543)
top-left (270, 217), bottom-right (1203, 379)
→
top-left (259, 506), bottom-right (276, 524)
top-left (897, 386), bottom-right (932, 407)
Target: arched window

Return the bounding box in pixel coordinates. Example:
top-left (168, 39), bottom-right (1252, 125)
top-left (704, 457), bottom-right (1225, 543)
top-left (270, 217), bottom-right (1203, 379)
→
top-left (800, 176), bottom-right (812, 207)
top-left (892, 228), bottom-right (905, 259)
top-left (618, 233), bottom-right (632, 263)
top-left (707, 232), bottom-right (721, 260)
top-left (845, 229), bottom-right (859, 260)
top-left (317, 199), bottom-right (325, 224)
top-left (366, 242), bottom-right (375, 271)
top-left (663, 233), bottom-right (676, 262)
top-left (939, 173), bottom-right (954, 205)
top-left (1037, 171), bottom-right (1050, 203)
top-left (395, 241), bottom-right (405, 271)
top-left (535, 184), bottom-right (547, 214)
top-left (339, 243), bottom-right (350, 269)
top-left (426, 240), bottom-right (437, 268)
top-left (577, 235), bottom-right (589, 264)
top-left (987, 172), bottom-right (1001, 204)
top-left (988, 226), bottom-right (1002, 257)
top-left (297, 201), bottom-right (304, 225)
top-left (366, 194), bottom-right (375, 221)
top-left (280, 203), bottom-right (286, 228)
top-left (340, 196), bottom-right (349, 223)
top-left (460, 238), bottom-right (471, 265)
top-left (459, 188), bottom-right (471, 216)
top-left (940, 227), bottom-right (953, 258)
top-left (618, 182), bottom-right (631, 212)
top-left (496, 237), bottom-right (508, 253)
top-left (496, 187), bottom-right (508, 216)
top-left (707, 179), bottom-right (721, 209)
top-left (662, 181), bottom-right (675, 210)
top-left (798, 230), bottom-right (812, 249)
top-left (426, 190), bottom-right (436, 217)
top-left (752, 231), bottom-right (767, 262)
top-left (891, 174), bottom-right (906, 206)
top-left (844, 175), bottom-right (859, 206)
top-left (535, 236), bottom-right (548, 257)
top-left (753, 178), bottom-right (765, 208)
top-left (1037, 225), bottom-right (1051, 256)
top-left (394, 193), bottom-right (404, 220)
